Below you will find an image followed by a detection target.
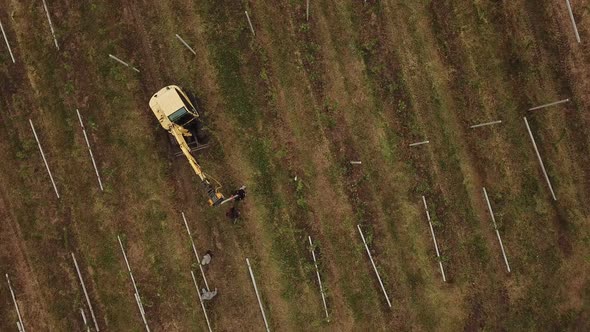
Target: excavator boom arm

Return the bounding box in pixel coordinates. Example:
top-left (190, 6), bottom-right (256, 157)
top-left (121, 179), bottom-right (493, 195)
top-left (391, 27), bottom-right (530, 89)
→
top-left (169, 125), bottom-right (224, 206)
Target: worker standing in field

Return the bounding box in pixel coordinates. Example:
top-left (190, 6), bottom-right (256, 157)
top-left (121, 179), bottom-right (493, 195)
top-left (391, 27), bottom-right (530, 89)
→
top-left (201, 288), bottom-right (218, 300)
top-left (233, 186), bottom-right (246, 201)
top-left (201, 250), bottom-right (213, 266)
top-left (225, 186), bottom-right (246, 223)
top-left (226, 207), bottom-right (241, 223)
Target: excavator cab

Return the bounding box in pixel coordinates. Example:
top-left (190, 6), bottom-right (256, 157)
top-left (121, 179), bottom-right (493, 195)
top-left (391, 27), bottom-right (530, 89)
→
top-left (150, 86), bottom-right (208, 154)
top-left (168, 106), bottom-right (196, 127)
top-left (149, 85), bottom-right (198, 130)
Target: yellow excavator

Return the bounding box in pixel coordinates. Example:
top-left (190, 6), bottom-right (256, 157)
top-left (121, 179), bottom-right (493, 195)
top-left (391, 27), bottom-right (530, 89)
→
top-left (149, 85), bottom-right (244, 206)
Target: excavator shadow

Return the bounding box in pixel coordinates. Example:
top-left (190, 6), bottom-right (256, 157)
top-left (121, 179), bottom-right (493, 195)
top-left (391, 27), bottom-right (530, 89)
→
top-left (171, 89), bottom-right (211, 157)
top-left (169, 127), bottom-right (210, 157)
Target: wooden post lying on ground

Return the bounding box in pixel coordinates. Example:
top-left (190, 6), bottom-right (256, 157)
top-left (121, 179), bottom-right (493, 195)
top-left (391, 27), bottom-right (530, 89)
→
top-left (482, 188), bottom-right (511, 273)
top-left (246, 258), bottom-right (270, 332)
top-left (350, 161), bottom-right (362, 165)
top-left (470, 120), bottom-right (502, 129)
top-left (117, 236), bottom-right (150, 332)
top-left (5, 274), bottom-right (26, 332)
top-left (306, 0), bottom-right (310, 21)
top-left (190, 271), bottom-right (213, 332)
top-left (175, 34), bottom-right (197, 56)
top-left (80, 308), bottom-right (90, 332)
top-left (528, 98), bottom-right (570, 111)
top-left (0, 18), bottom-right (15, 63)
top-left (409, 140), bottom-right (429, 147)
top-left (76, 109), bottom-right (104, 191)
top-left (245, 11), bottom-right (255, 36)
top-left (308, 236), bottom-right (329, 320)
top-left (565, 0), bottom-right (581, 43)
top-left (523, 117), bottom-right (557, 200)
top-left (181, 212), bottom-right (210, 291)
top-left (108, 54), bottom-right (140, 73)
top-left (71, 253), bottom-right (100, 331)
top-left (41, 0), bottom-right (59, 50)
top-left (356, 225), bottom-right (392, 308)
top-left (30, 119), bottom-right (60, 199)
top-left (421, 196), bottom-right (447, 282)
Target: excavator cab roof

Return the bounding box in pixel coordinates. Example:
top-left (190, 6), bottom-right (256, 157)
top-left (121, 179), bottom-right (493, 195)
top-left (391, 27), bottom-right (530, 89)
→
top-left (149, 85), bottom-right (198, 129)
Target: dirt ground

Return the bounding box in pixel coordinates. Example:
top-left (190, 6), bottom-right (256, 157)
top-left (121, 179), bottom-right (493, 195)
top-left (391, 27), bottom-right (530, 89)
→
top-left (0, 0), bottom-right (589, 331)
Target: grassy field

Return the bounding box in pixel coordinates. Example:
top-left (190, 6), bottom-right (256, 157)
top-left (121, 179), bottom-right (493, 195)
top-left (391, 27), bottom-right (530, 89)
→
top-left (0, 0), bottom-right (589, 330)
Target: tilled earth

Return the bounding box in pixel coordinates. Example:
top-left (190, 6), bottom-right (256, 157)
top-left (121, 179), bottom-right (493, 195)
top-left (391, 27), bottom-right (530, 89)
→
top-left (0, 0), bottom-right (589, 331)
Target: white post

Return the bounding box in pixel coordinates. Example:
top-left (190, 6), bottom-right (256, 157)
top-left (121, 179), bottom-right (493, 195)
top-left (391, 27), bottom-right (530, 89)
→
top-left (0, 18), bottom-right (15, 63)
top-left (29, 119), bottom-right (60, 199)
top-left (108, 54), bottom-right (140, 73)
top-left (80, 308), bottom-right (87, 326)
top-left (306, 0), bottom-right (310, 21)
top-left (134, 293), bottom-right (146, 318)
top-left (565, 0), bottom-right (581, 43)
top-left (470, 120), bottom-right (502, 129)
top-left (175, 34), bottom-right (197, 56)
top-left (190, 271), bottom-right (213, 332)
top-left (308, 236), bottom-right (329, 320)
top-left (482, 188), bottom-right (511, 272)
top-left (409, 140), bottom-right (429, 147)
top-left (71, 253), bottom-right (100, 331)
top-left (421, 196), bottom-right (447, 282)
top-left (523, 117), bottom-right (557, 200)
top-left (245, 11), bottom-right (255, 36)
top-left (349, 161), bottom-right (362, 165)
top-left (76, 109), bottom-right (104, 191)
top-left (117, 236), bottom-right (150, 332)
top-left (80, 308), bottom-right (90, 332)
top-left (356, 225), bottom-right (392, 308)
top-left (41, 0), bottom-right (59, 50)
top-left (246, 258), bottom-right (270, 332)
top-left (181, 212), bottom-right (210, 291)
top-left (6, 274), bottom-right (25, 332)
top-left (528, 98), bottom-right (570, 111)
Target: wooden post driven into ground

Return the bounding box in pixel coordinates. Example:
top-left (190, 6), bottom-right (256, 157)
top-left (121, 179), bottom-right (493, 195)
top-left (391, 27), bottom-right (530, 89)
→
top-left (29, 119), bottom-right (60, 199)
top-left (308, 236), bottom-right (329, 320)
top-left (0, 18), bottom-right (15, 63)
top-left (41, 0), bottom-right (59, 49)
top-left (117, 236), bottom-right (150, 332)
top-left (356, 225), bottom-right (392, 308)
top-left (181, 212), bottom-right (210, 291)
top-left (421, 196), bottom-right (447, 282)
top-left (71, 253), bottom-right (100, 331)
top-left (523, 117), bottom-right (557, 201)
top-left (190, 271), bottom-right (213, 332)
top-left (5, 274), bottom-right (26, 332)
top-left (246, 258), bottom-right (270, 332)
top-left (482, 188), bottom-right (511, 273)
top-left (76, 109), bottom-right (104, 191)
